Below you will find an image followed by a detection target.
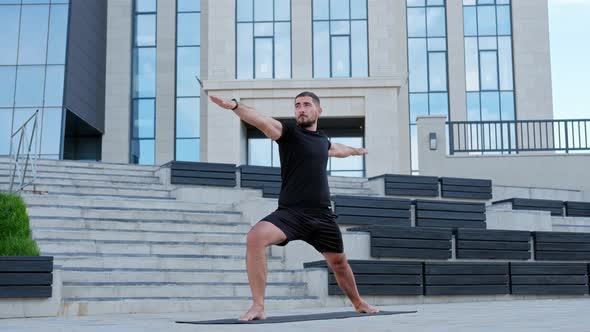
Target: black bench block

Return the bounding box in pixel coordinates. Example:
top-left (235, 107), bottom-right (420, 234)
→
top-left (440, 177), bottom-right (492, 200)
top-left (455, 229), bottom-right (531, 260)
top-left (333, 195), bottom-right (412, 227)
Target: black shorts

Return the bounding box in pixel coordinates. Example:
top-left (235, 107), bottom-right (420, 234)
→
top-left (260, 206), bottom-right (344, 254)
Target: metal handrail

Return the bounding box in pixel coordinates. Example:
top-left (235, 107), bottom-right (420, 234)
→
top-left (9, 110), bottom-right (39, 193)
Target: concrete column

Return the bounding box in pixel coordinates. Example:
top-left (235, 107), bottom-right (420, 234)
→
top-left (416, 115), bottom-right (447, 177)
top-left (446, 0), bottom-right (467, 121)
top-left (155, 0), bottom-right (176, 164)
top-left (512, 0), bottom-right (553, 120)
top-left (102, 0), bottom-right (133, 163)
top-left (292, 0), bottom-right (312, 79)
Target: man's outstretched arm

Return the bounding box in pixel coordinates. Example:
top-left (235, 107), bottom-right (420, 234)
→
top-left (328, 143), bottom-right (368, 158)
top-left (209, 95), bottom-right (282, 141)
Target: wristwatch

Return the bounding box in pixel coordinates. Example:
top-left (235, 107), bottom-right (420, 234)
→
top-left (231, 98), bottom-right (239, 110)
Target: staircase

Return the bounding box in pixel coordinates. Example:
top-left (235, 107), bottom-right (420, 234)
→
top-left (0, 158), bottom-right (376, 316)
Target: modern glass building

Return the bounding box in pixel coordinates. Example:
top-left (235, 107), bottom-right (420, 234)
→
top-left (1, 0), bottom-right (552, 177)
top-left (0, 0), bottom-right (106, 161)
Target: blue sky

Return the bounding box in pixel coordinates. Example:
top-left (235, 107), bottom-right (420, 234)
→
top-left (548, 0), bottom-right (590, 119)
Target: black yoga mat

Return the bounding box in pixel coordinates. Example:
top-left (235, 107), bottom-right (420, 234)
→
top-left (176, 310), bottom-right (417, 324)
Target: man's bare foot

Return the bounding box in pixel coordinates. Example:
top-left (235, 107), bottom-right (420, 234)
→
top-left (354, 300), bottom-right (379, 314)
top-left (239, 304), bottom-right (267, 321)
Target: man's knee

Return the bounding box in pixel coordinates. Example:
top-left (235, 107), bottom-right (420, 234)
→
top-left (246, 221), bottom-right (284, 248)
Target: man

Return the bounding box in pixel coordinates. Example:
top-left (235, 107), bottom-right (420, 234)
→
top-left (209, 92), bottom-right (379, 321)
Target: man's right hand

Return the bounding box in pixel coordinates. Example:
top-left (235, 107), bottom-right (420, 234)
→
top-left (209, 95), bottom-right (238, 110)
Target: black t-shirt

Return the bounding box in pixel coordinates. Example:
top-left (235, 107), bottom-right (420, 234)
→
top-left (275, 121), bottom-right (331, 209)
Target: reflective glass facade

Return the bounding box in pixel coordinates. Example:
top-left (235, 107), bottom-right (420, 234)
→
top-left (406, 0), bottom-right (449, 174)
top-left (175, 0), bottom-right (201, 161)
top-left (463, 0), bottom-right (515, 122)
top-left (131, 0), bottom-right (156, 164)
top-left (236, 0), bottom-right (292, 79)
top-left (312, 0), bottom-right (368, 78)
top-left (0, 0), bottom-right (69, 159)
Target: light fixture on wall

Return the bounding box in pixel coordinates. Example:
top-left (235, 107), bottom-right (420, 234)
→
top-left (429, 132), bottom-right (437, 150)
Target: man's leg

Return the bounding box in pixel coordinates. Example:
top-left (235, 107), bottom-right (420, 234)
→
top-left (322, 252), bottom-right (379, 313)
top-left (240, 221), bottom-right (288, 321)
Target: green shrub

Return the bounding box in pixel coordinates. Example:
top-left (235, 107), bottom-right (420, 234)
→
top-left (0, 193), bottom-right (40, 256)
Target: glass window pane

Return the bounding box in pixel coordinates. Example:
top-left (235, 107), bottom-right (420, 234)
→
top-left (477, 5), bottom-right (496, 36)
top-left (427, 0), bottom-right (444, 5)
top-left (11, 108), bottom-right (40, 156)
top-left (479, 36), bottom-right (496, 50)
top-left (330, 0), bottom-right (349, 19)
top-left (0, 108), bottom-right (12, 155)
top-left (275, 0), bottom-right (290, 21)
top-left (330, 171), bottom-right (363, 177)
top-left (237, 23), bottom-right (253, 79)
top-left (133, 47), bottom-right (156, 98)
top-left (331, 154), bottom-right (363, 170)
top-left (136, 0), bottom-right (156, 13)
top-left (480, 51), bottom-right (498, 90)
top-left (464, 37), bottom-right (479, 91)
top-left (51, 0), bottom-right (70, 3)
top-left (15, 66), bottom-right (45, 107)
top-left (500, 91), bottom-right (515, 121)
top-left (428, 52), bottom-right (447, 91)
top-left (467, 92), bottom-right (480, 121)
top-left (351, 20), bottom-right (368, 77)
top-left (176, 138), bottom-right (200, 162)
top-left (429, 92), bottom-right (448, 116)
top-left (271, 140), bottom-right (280, 166)
top-left (428, 37), bottom-right (446, 51)
top-left (248, 138), bottom-right (271, 166)
top-left (410, 93), bottom-right (428, 124)
top-left (330, 21), bottom-right (349, 35)
top-left (497, 5), bottom-right (511, 35)
top-left (178, 0), bottom-right (200, 12)
top-left (176, 46), bottom-right (200, 96)
top-left (176, 97), bottom-right (200, 138)
top-left (351, 0), bottom-right (366, 19)
top-left (132, 99), bottom-right (155, 139)
top-left (274, 22), bottom-right (291, 78)
top-left (255, 37), bottom-right (273, 78)
top-left (498, 36), bottom-right (513, 90)
top-left (254, 22), bottom-right (273, 37)
top-left (0, 67), bottom-right (17, 108)
top-left (313, 21), bottom-right (330, 78)
top-left (463, 6), bottom-right (477, 36)
top-left (131, 139), bottom-right (155, 165)
top-left (481, 91), bottom-right (500, 121)
top-left (237, 0), bottom-right (253, 21)
top-left (426, 7), bottom-right (446, 38)
top-left (135, 14), bottom-right (156, 46)
top-left (177, 12), bottom-right (200, 46)
top-left (47, 4), bottom-right (69, 65)
top-left (0, 0), bottom-right (23, 3)
top-left (254, 0), bottom-right (273, 21)
top-left (44, 65), bottom-right (65, 107)
top-left (18, 5), bottom-right (50, 65)
top-left (331, 36), bottom-right (350, 77)
top-left (408, 38), bottom-right (427, 93)
top-left (0, 5), bottom-right (20, 65)
top-left (407, 0), bottom-right (425, 6)
top-left (407, 8), bottom-right (426, 38)
top-left (313, 0), bottom-right (329, 20)
top-left (40, 107), bottom-right (62, 155)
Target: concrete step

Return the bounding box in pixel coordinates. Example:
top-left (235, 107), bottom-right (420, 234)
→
top-left (59, 297), bottom-right (323, 316)
top-left (61, 282), bottom-right (307, 299)
top-left (0, 173), bottom-right (160, 186)
top-left (330, 188), bottom-right (373, 195)
top-left (0, 169), bottom-right (159, 184)
top-left (50, 254), bottom-right (285, 270)
top-left (37, 239), bottom-right (247, 256)
top-left (29, 217), bottom-right (252, 233)
top-left (31, 228), bottom-right (248, 243)
top-left (26, 206), bottom-right (242, 223)
top-left (0, 178), bottom-right (169, 191)
top-left (0, 161), bottom-right (157, 177)
top-left (59, 268), bottom-right (307, 284)
top-left (22, 195), bottom-right (236, 212)
top-left (0, 157), bottom-right (159, 172)
top-left (19, 185), bottom-right (172, 199)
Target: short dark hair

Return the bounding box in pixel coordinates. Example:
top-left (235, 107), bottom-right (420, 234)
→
top-left (295, 91), bottom-right (320, 106)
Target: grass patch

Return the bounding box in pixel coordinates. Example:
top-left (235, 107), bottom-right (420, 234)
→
top-left (0, 193), bottom-right (40, 256)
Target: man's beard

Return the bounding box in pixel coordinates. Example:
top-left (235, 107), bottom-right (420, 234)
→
top-left (297, 116), bottom-right (316, 129)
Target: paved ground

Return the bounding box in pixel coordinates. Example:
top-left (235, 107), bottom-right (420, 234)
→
top-left (1, 299), bottom-right (590, 332)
